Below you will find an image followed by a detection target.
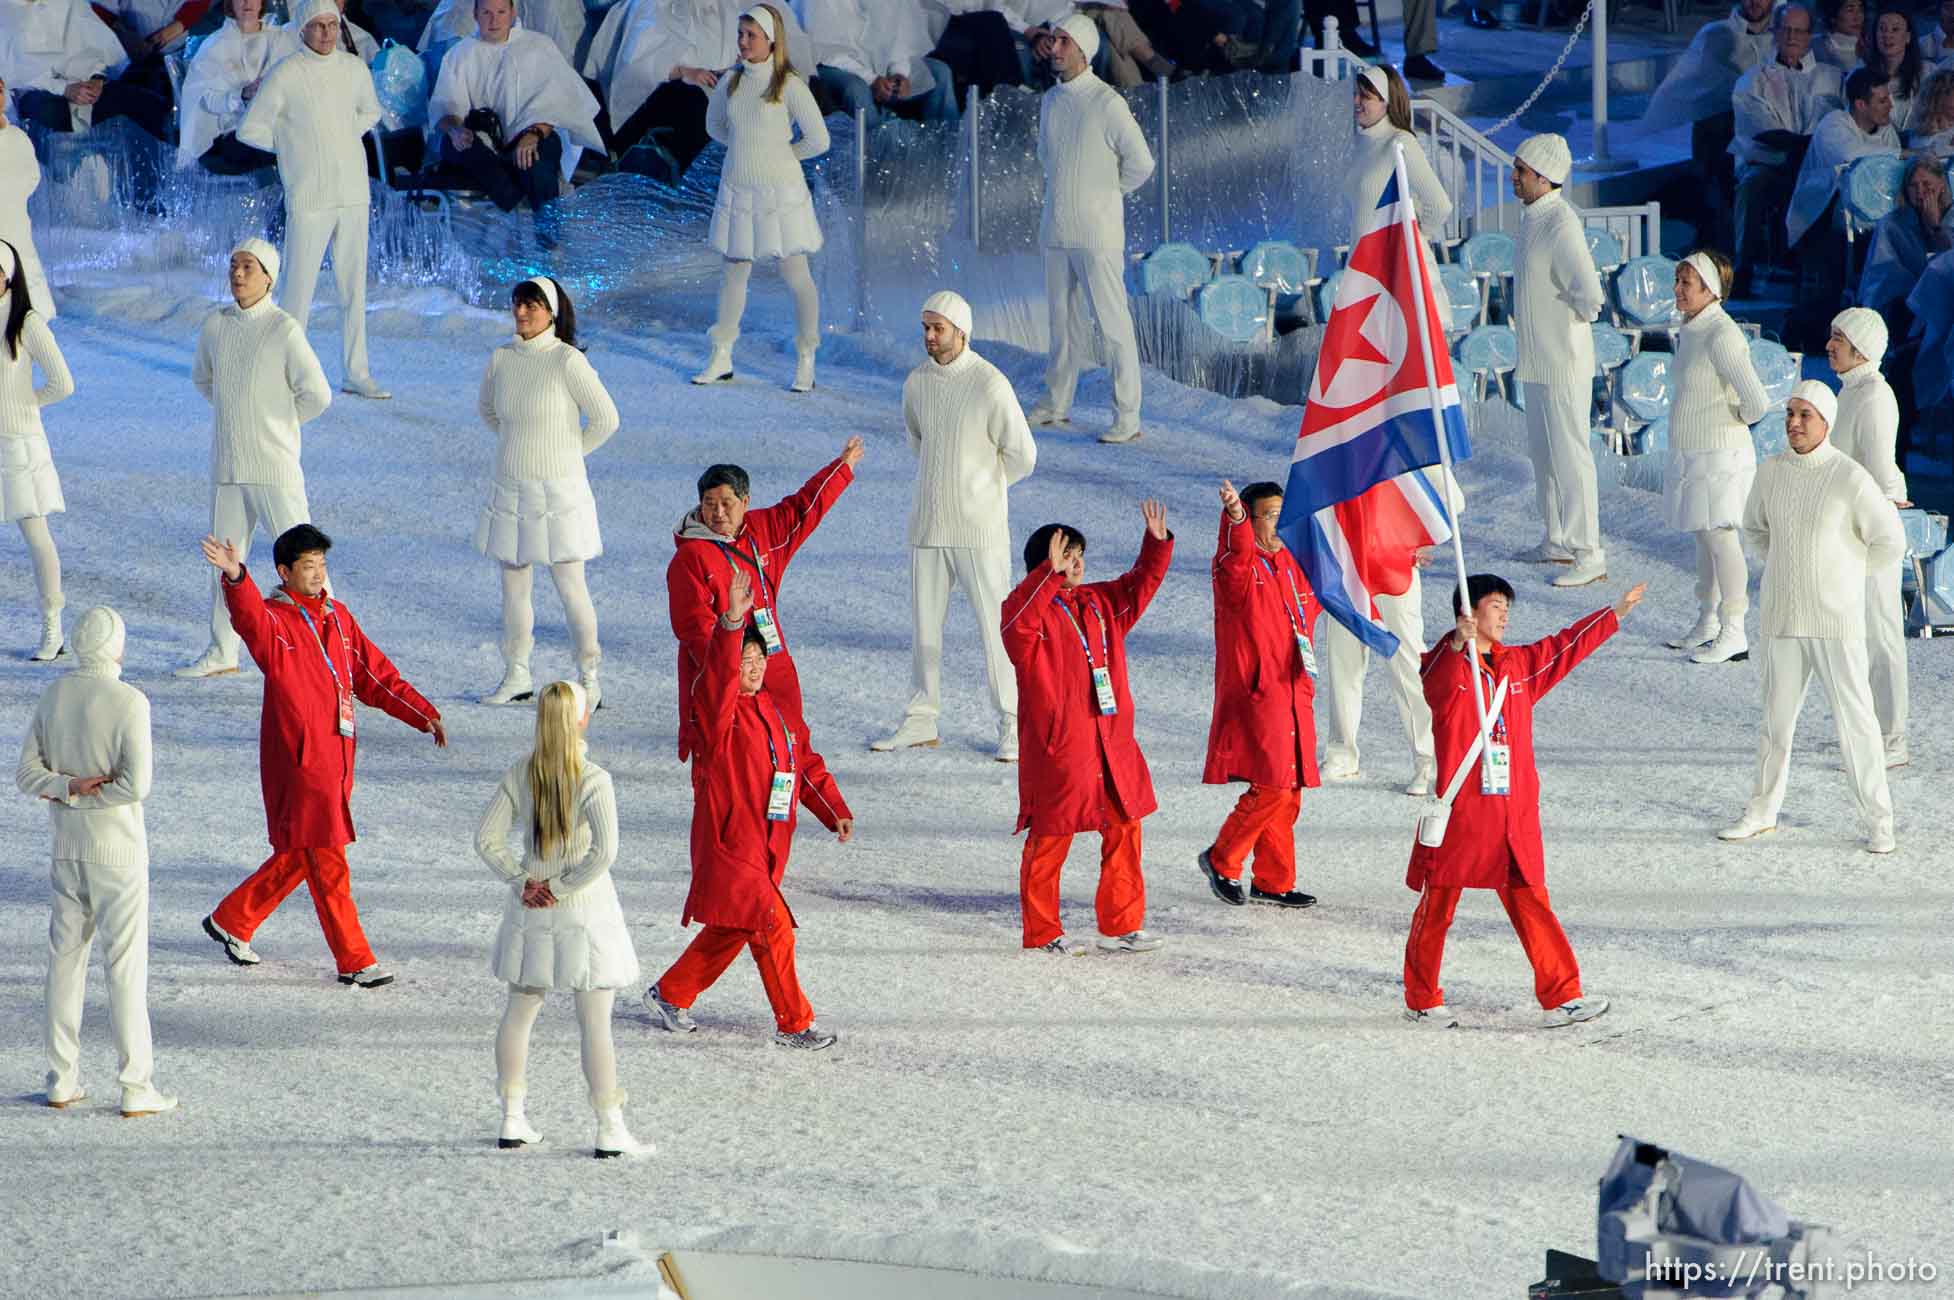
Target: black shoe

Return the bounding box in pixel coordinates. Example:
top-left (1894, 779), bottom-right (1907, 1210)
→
top-left (1402, 54), bottom-right (1447, 82)
top-left (1250, 887), bottom-right (1318, 909)
top-left (1197, 849), bottom-right (1246, 906)
top-left (1464, 6), bottom-right (1501, 27)
top-left (1343, 31), bottom-right (1378, 58)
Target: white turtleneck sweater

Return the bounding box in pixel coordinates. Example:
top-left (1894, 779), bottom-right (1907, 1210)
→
top-left (192, 294), bottom-right (332, 488)
top-left (1668, 301), bottom-right (1771, 454)
top-left (16, 663), bottom-right (152, 868)
top-left (705, 62), bottom-right (830, 188)
top-left (1830, 363), bottom-right (1906, 502)
top-left (1346, 118), bottom-right (1454, 242)
top-left (236, 39), bottom-right (382, 212)
top-left (1512, 190), bottom-right (1604, 383)
top-left (901, 343), bottom-right (1036, 549)
top-left (1743, 439), bottom-right (1906, 638)
top-left (478, 330), bottom-right (620, 482)
top-left (0, 308), bottom-right (74, 442)
top-left (475, 746), bottom-right (618, 895)
top-left (1037, 69), bottom-right (1154, 253)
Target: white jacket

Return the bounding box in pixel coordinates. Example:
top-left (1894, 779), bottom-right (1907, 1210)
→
top-left (192, 294), bottom-right (332, 488)
top-left (429, 28), bottom-right (603, 183)
top-left (1511, 191), bottom-right (1603, 384)
top-left (0, 308), bottom-right (72, 441)
top-left (16, 663), bottom-right (151, 869)
top-left (902, 344), bottom-right (1035, 549)
top-left (1644, 7), bottom-right (1776, 130)
top-left (478, 331), bottom-right (620, 482)
top-left (1816, 29), bottom-right (1858, 68)
top-left (1730, 54), bottom-right (1844, 171)
top-left (237, 41), bottom-right (382, 212)
top-left (1037, 70), bottom-right (1154, 253)
top-left (1786, 108), bottom-right (1901, 245)
top-left (1669, 302), bottom-right (1771, 454)
top-left (0, 0), bottom-right (126, 94)
top-left (581, 0), bottom-right (739, 125)
top-left (0, 126), bottom-right (54, 317)
top-left (803, 0), bottom-right (937, 92)
top-left (177, 18), bottom-right (287, 166)
top-left (1830, 363), bottom-right (1906, 502)
top-left (1744, 439), bottom-right (1906, 638)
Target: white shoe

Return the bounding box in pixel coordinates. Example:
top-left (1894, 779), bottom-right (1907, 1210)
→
top-left (337, 963), bottom-right (395, 988)
top-left (691, 343), bottom-right (735, 385)
top-left (1518, 541), bottom-right (1574, 565)
top-left (1033, 935), bottom-right (1091, 955)
top-left (1097, 425), bottom-right (1143, 445)
top-left (497, 1093), bottom-right (542, 1149)
top-left (1664, 613), bottom-right (1720, 650)
top-left (1866, 824), bottom-right (1896, 854)
top-left (1403, 1005), bottom-right (1459, 1028)
top-left (202, 914), bottom-right (261, 965)
top-left (1690, 626), bottom-right (1748, 664)
top-left (1026, 403), bottom-right (1069, 427)
top-left (342, 376), bottom-right (391, 400)
top-left (789, 348), bottom-right (816, 393)
top-left (1404, 765), bottom-right (1435, 797)
top-left (774, 1023), bottom-right (839, 1050)
top-left (1096, 929), bottom-right (1163, 953)
top-left (1884, 737), bottom-right (1909, 769)
top-left (1539, 997), bottom-right (1609, 1028)
top-left (1550, 556), bottom-right (1607, 588)
top-left (995, 717), bottom-right (1019, 764)
top-left (579, 660), bottom-right (602, 711)
top-left (120, 1084), bottom-right (178, 1117)
top-left (31, 607), bottom-right (64, 661)
top-left (1321, 762), bottom-right (1361, 782)
top-left (175, 649), bottom-right (240, 678)
top-left (593, 1099), bottom-right (654, 1158)
top-left (1716, 813), bottom-right (1777, 842)
top-left (45, 1084), bottom-right (86, 1108)
top-left (869, 717), bottom-right (940, 752)
top-left (642, 983), bottom-right (697, 1033)
top-left (483, 663), bottom-right (533, 705)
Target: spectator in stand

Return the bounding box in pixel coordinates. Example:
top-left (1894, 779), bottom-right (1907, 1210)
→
top-left (418, 0), bottom-right (582, 64)
top-left (92, 0), bottom-right (204, 108)
top-left (1729, 3), bottom-right (1842, 294)
top-left (582, 0), bottom-right (739, 183)
top-left (1857, 4), bottom-right (1923, 131)
top-left (1859, 156), bottom-right (1951, 441)
top-left (177, 0), bottom-right (283, 175)
top-left (1909, 69), bottom-right (1954, 154)
top-left (1076, 2), bottom-right (1178, 86)
top-left (1920, 0), bottom-right (1954, 64)
top-left (0, 0), bottom-right (172, 145)
top-left (1787, 67), bottom-right (1902, 338)
top-left (1817, 0), bottom-right (1864, 67)
top-left (1125, 0), bottom-right (1241, 77)
top-left (0, 85), bottom-right (56, 320)
top-left (322, 0), bottom-right (381, 60)
top-left (804, 0), bottom-right (958, 122)
top-left (1645, 0), bottom-right (1778, 248)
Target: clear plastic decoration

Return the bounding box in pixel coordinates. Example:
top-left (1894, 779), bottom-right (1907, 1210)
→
top-left (1747, 337), bottom-right (1798, 403)
top-left (1591, 322), bottom-right (1632, 374)
top-left (1899, 507), bottom-right (1947, 558)
top-left (1584, 225), bottom-right (1625, 270)
top-left (1619, 415), bottom-right (1669, 493)
top-left (1241, 239), bottom-right (1310, 294)
top-left (1139, 242), bottom-right (1213, 297)
top-left (1615, 255), bottom-right (1678, 326)
top-left (1927, 546), bottom-right (1954, 619)
top-left (372, 41), bottom-right (431, 132)
top-left (1437, 263), bottom-right (1478, 333)
top-left (1315, 267), bottom-right (1344, 323)
top-left (1749, 406), bottom-right (1787, 458)
top-left (1458, 229), bottom-right (1515, 277)
top-left (1618, 352), bottom-right (1672, 422)
top-left (1842, 154), bottom-right (1908, 226)
top-left (1457, 323), bottom-right (1516, 375)
top-left (1196, 274), bottom-right (1268, 343)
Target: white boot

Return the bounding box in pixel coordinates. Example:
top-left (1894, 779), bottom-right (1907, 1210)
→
top-left (691, 340), bottom-right (735, 385)
top-left (483, 662), bottom-right (534, 705)
top-left (31, 605), bottom-right (64, 662)
top-left (497, 1085), bottom-right (542, 1149)
top-left (1664, 610), bottom-right (1720, 650)
top-left (870, 715), bottom-right (939, 752)
top-left (592, 1090), bottom-right (652, 1159)
top-left (789, 344), bottom-right (816, 393)
top-left (579, 656), bottom-right (603, 711)
top-left (1690, 624), bottom-right (1749, 664)
top-left (994, 716), bottom-right (1019, 763)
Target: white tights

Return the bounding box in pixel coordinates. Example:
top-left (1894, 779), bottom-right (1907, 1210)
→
top-left (17, 517), bottom-right (62, 612)
top-left (710, 255), bottom-right (820, 352)
top-left (1692, 527), bottom-right (1748, 622)
top-left (500, 560), bottom-right (599, 671)
top-left (495, 984), bottom-right (618, 1106)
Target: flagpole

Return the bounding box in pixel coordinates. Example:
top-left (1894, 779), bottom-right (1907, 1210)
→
top-left (1392, 142), bottom-right (1491, 751)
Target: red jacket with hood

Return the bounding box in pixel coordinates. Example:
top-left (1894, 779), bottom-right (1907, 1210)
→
top-left (1202, 510), bottom-right (1322, 791)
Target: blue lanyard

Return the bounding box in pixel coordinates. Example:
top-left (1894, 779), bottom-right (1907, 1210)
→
top-left (760, 696), bottom-right (796, 773)
top-left (1052, 595), bottom-right (1109, 669)
top-left (719, 539), bottom-right (773, 606)
top-left (1256, 552), bottom-right (1310, 639)
top-left (295, 602), bottom-right (347, 697)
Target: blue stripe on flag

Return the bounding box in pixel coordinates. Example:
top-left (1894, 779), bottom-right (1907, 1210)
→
top-left (1286, 404), bottom-right (1471, 522)
top-left (1274, 497), bottom-right (1401, 659)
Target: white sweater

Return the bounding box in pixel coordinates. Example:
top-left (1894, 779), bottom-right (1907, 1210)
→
top-left (16, 665), bottom-right (152, 868)
top-left (901, 344), bottom-right (1036, 549)
top-left (477, 331), bottom-right (620, 482)
top-left (192, 294), bottom-right (332, 489)
top-left (1830, 363), bottom-right (1906, 502)
top-left (1743, 440), bottom-right (1906, 638)
top-left (1346, 118), bottom-right (1453, 240)
top-left (1668, 302), bottom-right (1770, 454)
top-left (475, 753), bottom-right (618, 895)
top-left (0, 125), bottom-right (56, 317)
top-left (1512, 191), bottom-right (1604, 384)
top-left (0, 310), bottom-right (75, 441)
top-left (1037, 70), bottom-right (1154, 253)
top-left (237, 41), bottom-right (382, 212)
top-left (705, 64), bottom-right (830, 187)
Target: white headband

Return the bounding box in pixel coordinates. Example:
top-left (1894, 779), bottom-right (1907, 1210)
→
top-left (1359, 65), bottom-right (1389, 101)
top-left (1683, 252), bottom-right (1722, 300)
top-left (741, 5), bottom-right (775, 45)
top-left (523, 276), bottom-right (559, 318)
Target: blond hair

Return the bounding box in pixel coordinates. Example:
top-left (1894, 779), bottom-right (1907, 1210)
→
top-left (526, 681), bottom-right (583, 861)
top-left (730, 4), bottom-right (795, 105)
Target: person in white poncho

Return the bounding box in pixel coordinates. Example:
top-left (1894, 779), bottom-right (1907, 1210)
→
top-left (0, 90), bottom-right (55, 319)
top-left (1728, 4), bottom-right (1841, 294)
top-left (1857, 4), bottom-right (1924, 132)
top-left (175, 0), bottom-right (281, 174)
top-left (689, 3), bottom-right (830, 393)
top-left (475, 680), bottom-right (650, 1159)
top-left (0, 238), bottom-right (75, 663)
top-left (475, 277), bottom-right (621, 711)
top-left (580, 0), bottom-right (739, 182)
top-left (418, 0), bottom-right (581, 64)
top-left (0, 0), bottom-right (172, 143)
top-left (1785, 68), bottom-right (1900, 346)
top-left (804, 0), bottom-right (957, 124)
top-left (1643, 0), bottom-right (1777, 249)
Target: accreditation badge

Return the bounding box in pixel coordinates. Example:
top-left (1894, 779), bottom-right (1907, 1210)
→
top-left (767, 770), bottom-right (795, 821)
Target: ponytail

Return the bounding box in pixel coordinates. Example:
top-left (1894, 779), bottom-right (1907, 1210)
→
top-left (526, 681), bottom-right (584, 860)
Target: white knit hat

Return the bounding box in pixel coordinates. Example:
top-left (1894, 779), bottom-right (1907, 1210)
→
top-left (1056, 13), bottom-right (1100, 64)
top-left (1514, 133), bottom-right (1572, 186)
top-left (296, 0), bottom-right (337, 30)
top-left (1830, 306), bottom-right (1888, 368)
top-left (233, 236), bottom-right (280, 285)
top-left (1789, 379), bottom-right (1837, 429)
top-left (72, 606), bottom-right (126, 669)
top-left (921, 290), bottom-right (972, 339)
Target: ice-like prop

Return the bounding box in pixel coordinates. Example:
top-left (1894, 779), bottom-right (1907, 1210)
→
top-left (1618, 352), bottom-right (1671, 423)
top-left (1138, 243), bottom-right (1212, 298)
top-left (1746, 337), bottom-right (1797, 403)
top-left (1749, 407), bottom-right (1786, 458)
top-left (1438, 264), bottom-right (1479, 334)
top-left (1591, 322), bottom-right (1632, 375)
top-left (1195, 275), bottom-right (1269, 344)
top-left (1616, 255), bottom-right (1679, 327)
top-left (1458, 229), bottom-right (1515, 277)
top-left (1584, 225), bottom-right (1625, 270)
top-left (1842, 154), bottom-right (1907, 227)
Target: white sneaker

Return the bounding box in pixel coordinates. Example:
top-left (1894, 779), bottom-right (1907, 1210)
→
top-left (1518, 541), bottom-right (1574, 565)
top-left (1539, 997), bottom-right (1609, 1028)
top-left (691, 344), bottom-right (735, 385)
top-left (579, 660), bottom-right (602, 711)
top-left (483, 663), bottom-right (533, 705)
top-left (1096, 929), bottom-right (1163, 953)
top-left (1690, 626), bottom-right (1748, 664)
top-left (642, 983), bottom-right (697, 1032)
top-left (1716, 813), bottom-right (1777, 842)
top-left (342, 376), bottom-right (392, 400)
top-left (869, 717), bottom-right (940, 752)
top-left (1404, 765), bottom-right (1435, 797)
top-left (1551, 556), bottom-right (1607, 588)
top-left (1322, 762), bottom-right (1361, 782)
top-left (1097, 425), bottom-right (1143, 445)
top-left (1884, 737), bottom-right (1909, 769)
top-left (774, 1023), bottom-right (839, 1050)
top-left (120, 1084), bottom-right (178, 1117)
top-left (337, 964), bottom-right (395, 988)
top-left (45, 1084), bottom-right (86, 1108)
top-left (1026, 403), bottom-right (1069, 427)
top-left (1033, 935), bottom-right (1090, 955)
top-left (31, 608), bottom-right (64, 661)
top-left (1403, 1005), bottom-right (1459, 1028)
top-left (995, 717), bottom-right (1019, 764)
top-left (1664, 613), bottom-right (1720, 650)
top-left (175, 649), bottom-right (240, 679)
top-left (789, 348), bottom-right (816, 393)
top-left (593, 1101), bottom-right (654, 1158)
top-left (202, 914), bottom-right (261, 965)
top-left (1866, 824), bottom-right (1896, 854)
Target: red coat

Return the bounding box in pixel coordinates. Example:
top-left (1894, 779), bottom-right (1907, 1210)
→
top-left (667, 455), bottom-right (855, 760)
top-left (1405, 607), bottom-right (1618, 891)
top-left (1203, 510), bottom-right (1322, 791)
top-left (683, 623), bottom-right (851, 932)
top-left (223, 569), bottom-right (440, 852)
top-left (1001, 530), bottom-right (1172, 837)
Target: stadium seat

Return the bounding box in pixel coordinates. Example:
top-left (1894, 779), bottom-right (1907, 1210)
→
top-left (1617, 351), bottom-right (1671, 423)
top-left (1240, 240), bottom-right (1313, 294)
top-left (1139, 242), bottom-right (1213, 298)
top-left (1196, 274), bottom-right (1272, 344)
top-left (1615, 255), bottom-right (1679, 329)
top-left (1457, 323), bottom-right (1517, 402)
top-left (1841, 154), bottom-right (1908, 229)
top-left (1314, 266), bottom-right (1345, 323)
top-left (1747, 337), bottom-right (1799, 404)
top-left (1458, 229), bottom-right (1516, 320)
top-left (1437, 263), bottom-right (1481, 334)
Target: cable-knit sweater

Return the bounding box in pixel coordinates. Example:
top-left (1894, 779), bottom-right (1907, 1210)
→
top-left (1512, 190), bottom-right (1604, 383)
top-left (1742, 440), bottom-right (1906, 638)
top-left (1668, 302), bottom-right (1771, 454)
top-left (16, 664), bottom-right (152, 869)
top-left (192, 294), bottom-right (332, 488)
top-left (0, 310), bottom-right (75, 441)
top-left (477, 331), bottom-right (620, 482)
top-left (236, 40), bottom-right (381, 212)
top-left (1829, 363), bottom-right (1906, 502)
top-left (475, 750), bottom-right (618, 895)
top-left (705, 63), bottom-right (830, 187)
top-left (901, 344), bottom-right (1036, 549)
top-left (1037, 69), bottom-right (1154, 252)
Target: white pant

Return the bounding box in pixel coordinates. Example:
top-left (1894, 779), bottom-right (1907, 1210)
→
top-left (1521, 378), bottom-right (1603, 563)
top-left (1321, 573), bottom-right (1435, 779)
top-left (497, 984), bottom-right (617, 1106)
top-left (1042, 247), bottom-right (1141, 433)
top-left (500, 559), bottom-right (600, 671)
top-left (1744, 636), bottom-right (1893, 831)
top-left (206, 482), bottom-right (311, 664)
top-left (46, 857), bottom-right (154, 1097)
top-left (905, 545), bottom-right (1016, 724)
top-left (1693, 527), bottom-right (1748, 623)
top-left (1865, 564), bottom-right (1907, 746)
top-left (710, 255), bottom-right (819, 352)
top-left (281, 204), bottom-right (371, 386)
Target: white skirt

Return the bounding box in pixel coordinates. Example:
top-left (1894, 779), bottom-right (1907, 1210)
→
top-left (709, 175), bottom-right (823, 261)
top-left (475, 474), bottom-right (602, 565)
top-left (0, 434), bottom-right (64, 523)
top-left (490, 874), bottom-right (641, 992)
top-left (1663, 446), bottom-right (1756, 532)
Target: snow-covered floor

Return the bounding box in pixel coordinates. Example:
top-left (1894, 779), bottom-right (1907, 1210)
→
top-left (3, 274), bottom-right (1950, 1300)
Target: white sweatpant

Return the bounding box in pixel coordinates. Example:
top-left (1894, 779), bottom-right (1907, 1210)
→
top-left (1521, 377), bottom-right (1603, 564)
top-left (1744, 636), bottom-right (1892, 831)
top-left (206, 482), bottom-right (311, 664)
top-left (496, 984), bottom-right (618, 1106)
top-left (281, 203), bottom-right (371, 386)
top-left (1320, 572), bottom-right (1435, 779)
top-left (499, 560), bottom-right (600, 671)
top-left (46, 857), bottom-right (154, 1097)
top-left (709, 255), bottom-right (820, 352)
top-left (17, 516), bottom-right (62, 611)
top-left (1865, 563), bottom-right (1907, 746)
top-left (1693, 527), bottom-right (1748, 624)
top-left (904, 545), bottom-right (1016, 725)
top-left (1042, 247), bottom-right (1142, 433)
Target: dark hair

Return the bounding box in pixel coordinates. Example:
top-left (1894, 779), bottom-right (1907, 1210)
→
top-left (1818, 0), bottom-right (1860, 26)
top-left (1844, 65), bottom-right (1886, 110)
top-left (741, 625), bottom-right (768, 655)
top-left (697, 464), bottom-right (751, 500)
top-left (274, 523), bottom-right (334, 571)
top-left (511, 277), bottom-right (580, 349)
top-left (1240, 481), bottom-right (1284, 513)
top-left (1452, 573), bottom-right (1516, 615)
top-left (1024, 523), bottom-right (1087, 575)
top-left (1858, 5), bottom-right (1923, 99)
top-left (1, 241), bottom-right (28, 361)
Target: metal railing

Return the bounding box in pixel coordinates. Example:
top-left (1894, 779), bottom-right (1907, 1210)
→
top-left (1409, 98), bottom-right (1515, 242)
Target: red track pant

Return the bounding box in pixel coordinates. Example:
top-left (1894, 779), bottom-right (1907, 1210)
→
top-left (1209, 784), bottom-right (1301, 892)
top-left (1403, 881), bottom-right (1582, 1011)
top-left (1019, 786), bottom-right (1146, 947)
top-left (212, 845), bottom-right (375, 975)
top-left (657, 892), bottom-right (813, 1034)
